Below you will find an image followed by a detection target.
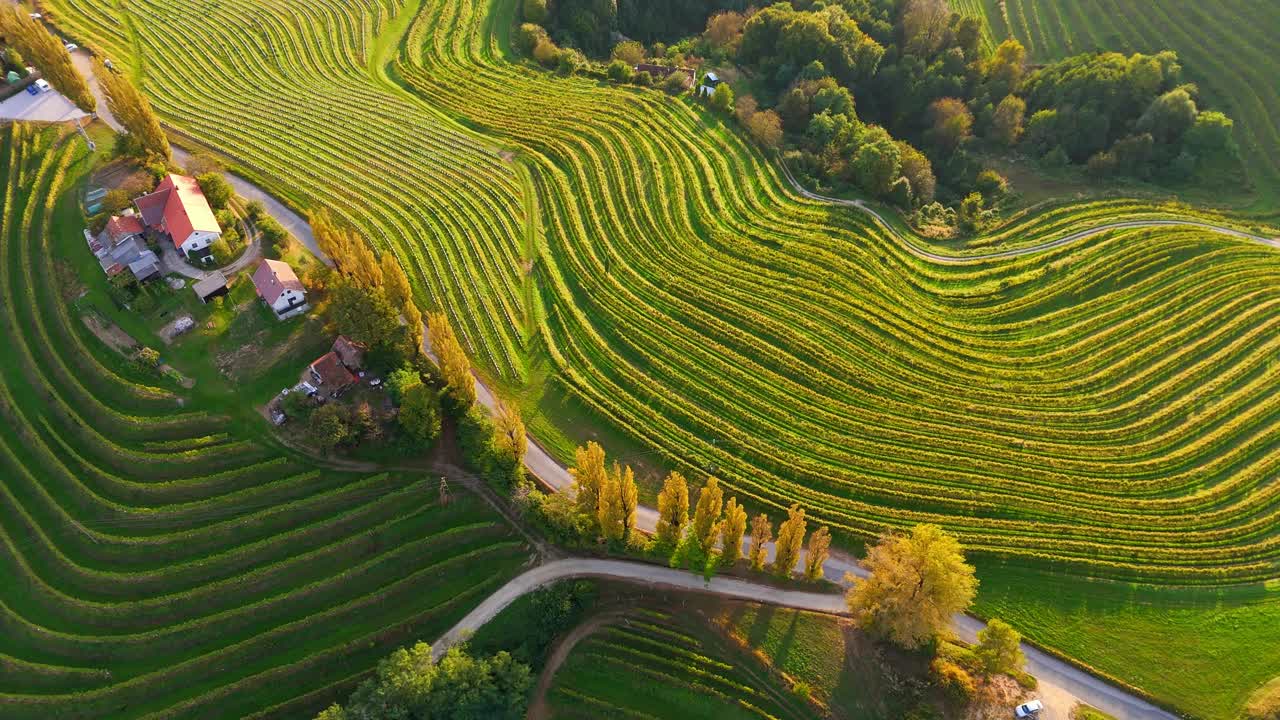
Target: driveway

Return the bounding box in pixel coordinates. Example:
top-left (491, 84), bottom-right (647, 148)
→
top-left (0, 84), bottom-right (89, 123)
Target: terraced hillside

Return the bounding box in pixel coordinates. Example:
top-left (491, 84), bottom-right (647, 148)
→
top-left (0, 124), bottom-right (530, 719)
top-left (964, 0), bottom-right (1280, 216)
top-left (32, 0), bottom-right (1280, 714)
top-left (40, 0), bottom-right (1280, 581)
top-left (545, 608), bottom-right (820, 720)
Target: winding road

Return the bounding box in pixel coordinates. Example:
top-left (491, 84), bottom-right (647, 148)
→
top-left (64, 47), bottom-right (1280, 720)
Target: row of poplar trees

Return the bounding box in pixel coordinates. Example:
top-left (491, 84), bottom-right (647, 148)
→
top-left (0, 8), bottom-right (95, 111)
top-left (571, 441), bottom-right (833, 581)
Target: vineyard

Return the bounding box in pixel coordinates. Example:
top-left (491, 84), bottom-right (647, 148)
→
top-left (958, 0), bottom-right (1280, 216)
top-left (25, 0), bottom-right (1280, 715)
top-left (0, 124), bottom-right (530, 718)
top-left (545, 607), bottom-right (821, 720)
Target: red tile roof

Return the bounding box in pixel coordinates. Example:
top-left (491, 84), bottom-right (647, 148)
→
top-left (106, 214), bottom-right (144, 245)
top-left (134, 174), bottom-right (221, 249)
top-left (332, 335), bottom-right (366, 370)
top-left (309, 351), bottom-right (356, 388)
top-left (251, 259), bottom-right (305, 305)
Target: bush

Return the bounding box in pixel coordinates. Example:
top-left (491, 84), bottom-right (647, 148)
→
top-left (309, 403), bottom-right (353, 453)
top-left (611, 40), bottom-right (645, 65)
top-left (930, 659), bottom-right (976, 704)
top-left (1246, 677), bottom-right (1280, 720)
top-left (532, 37), bottom-right (559, 66)
top-left (556, 48), bottom-right (585, 75)
top-left (196, 172), bottom-right (233, 210)
top-left (710, 82), bottom-right (734, 114)
top-left (633, 70), bottom-right (653, 87)
top-left (397, 382), bottom-right (441, 447)
top-left (661, 70), bottom-right (688, 95)
top-left (245, 200), bottom-right (266, 221)
top-left (1086, 150), bottom-right (1117, 178)
top-left (516, 23), bottom-right (547, 55)
top-left (975, 169), bottom-right (1008, 197)
top-left (606, 60), bottom-right (633, 83)
top-left (522, 0), bottom-right (547, 23)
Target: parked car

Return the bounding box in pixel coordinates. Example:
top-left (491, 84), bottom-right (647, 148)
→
top-left (25, 83), bottom-right (39, 96)
top-left (64, 42), bottom-right (78, 53)
top-left (29, 12), bottom-right (41, 19)
top-left (1014, 700), bottom-right (1044, 718)
top-left (33, 79), bottom-right (50, 93)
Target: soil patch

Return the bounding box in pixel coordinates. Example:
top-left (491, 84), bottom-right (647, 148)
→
top-left (82, 314), bottom-right (138, 354)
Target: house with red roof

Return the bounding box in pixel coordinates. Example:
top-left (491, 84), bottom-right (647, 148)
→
top-left (84, 211), bottom-right (160, 282)
top-left (251, 259), bottom-right (309, 320)
top-left (134, 174), bottom-right (222, 262)
top-left (309, 351), bottom-right (356, 395)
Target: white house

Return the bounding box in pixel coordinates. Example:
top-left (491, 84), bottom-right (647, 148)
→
top-left (135, 174), bottom-right (222, 262)
top-left (251, 259), bottom-right (309, 320)
top-left (699, 71), bottom-right (723, 98)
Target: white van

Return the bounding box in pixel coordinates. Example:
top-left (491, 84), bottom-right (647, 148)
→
top-left (33, 79), bottom-right (51, 93)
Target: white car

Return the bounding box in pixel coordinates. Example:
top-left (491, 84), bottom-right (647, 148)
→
top-left (64, 42), bottom-right (78, 53)
top-left (1015, 700), bottom-right (1044, 718)
top-left (33, 79), bottom-right (51, 93)
top-left (29, 12), bottom-right (41, 19)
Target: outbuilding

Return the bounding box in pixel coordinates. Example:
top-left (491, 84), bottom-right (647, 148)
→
top-left (192, 271), bottom-right (229, 303)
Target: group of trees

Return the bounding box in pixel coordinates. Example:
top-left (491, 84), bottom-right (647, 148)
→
top-left (0, 7), bottom-right (95, 111)
top-left (92, 57), bottom-right (170, 161)
top-left (316, 643), bottom-right (531, 720)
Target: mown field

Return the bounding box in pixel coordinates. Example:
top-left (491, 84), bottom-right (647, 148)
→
top-left (955, 0), bottom-right (1280, 217)
top-left (32, 0), bottom-right (1280, 716)
top-left (0, 124), bottom-right (530, 718)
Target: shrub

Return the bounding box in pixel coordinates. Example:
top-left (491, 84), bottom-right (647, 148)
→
top-left (661, 70), bottom-right (688, 95)
top-left (744, 109), bottom-right (783, 149)
top-left (611, 40), bottom-right (645, 65)
top-left (930, 658), bottom-right (976, 704)
top-left (532, 37), bottom-right (559, 66)
top-left (606, 60), bottom-right (633, 83)
top-left (522, 0), bottom-right (547, 23)
top-left (975, 169), bottom-right (1008, 197)
top-left (196, 172), bottom-right (233, 210)
top-left (1086, 150), bottom-right (1118, 178)
top-left (710, 82), bottom-right (734, 114)
top-left (556, 48), bottom-right (584, 75)
top-left (1246, 677), bottom-right (1280, 720)
top-left (516, 23), bottom-right (547, 55)
top-left (633, 70), bottom-right (653, 87)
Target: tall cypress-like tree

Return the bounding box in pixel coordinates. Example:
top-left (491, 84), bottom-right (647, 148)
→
top-left (654, 471), bottom-right (689, 549)
top-left (772, 505), bottom-right (807, 578)
top-left (804, 526), bottom-right (831, 581)
top-left (379, 253), bottom-right (424, 351)
top-left (598, 464), bottom-right (624, 541)
top-left (718, 497), bottom-right (748, 566)
top-left (426, 312), bottom-right (476, 408)
top-left (748, 513), bottom-right (772, 571)
top-left (0, 8), bottom-right (95, 112)
top-left (571, 442), bottom-right (606, 525)
top-left (617, 464), bottom-right (638, 543)
top-left (690, 477), bottom-right (724, 555)
top-left (93, 57), bottom-right (170, 160)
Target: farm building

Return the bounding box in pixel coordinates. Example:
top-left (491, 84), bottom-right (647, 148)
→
top-left (85, 213), bottom-right (160, 282)
top-left (134, 174), bottom-right (222, 262)
top-left (251, 259), bottom-right (309, 320)
top-left (191, 271), bottom-right (229, 303)
top-left (698, 71), bottom-right (722, 97)
top-left (308, 351), bottom-right (356, 396)
top-left (331, 335), bottom-right (366, 372)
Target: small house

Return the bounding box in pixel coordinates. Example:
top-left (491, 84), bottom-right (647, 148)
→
top-left (332, 335), bottom-right (366, 372)
top-left (699, 71), bottom-right (722, 98)
top-left (309, 351), bottom-right (356, 396)
top-left (135, 174), bottom-right (222, 262)
top-left (86, 213), bottom-right (160, 282)
top-left (251, 259), bottom-right (309, 320)
top-left (192, 271), bottom-right (229, 304)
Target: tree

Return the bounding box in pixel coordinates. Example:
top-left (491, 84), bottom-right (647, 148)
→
top-left (745, 110), bottom-right (784, 149)
top-left (748, 513), bottom-right (772, 571)
top-left (426, 312), bottom-right (476, 409)
top-left (654, 471), bottom-right (690, 549)
top-left (958, 192), bottom-right (989, 233)
top-left (718, 497), bottom-right (747, 566)
top-left (386, 365), bottom-right (422, 402)
top-left (662, 70), bottom-right (689, 95)
top-left (804, 526), bottom-right (831, 581)
top-left (975, 619), bottom-right (1025, 676)
top-left (493, 403), bottom-right (527, 469)
top-left (0, 8), bottom-right (95, 111)
top-left (571, 441), bottom-right (606, 523)
top-left (136, 346), bottom-right (161, 370)
top-left (1183, 110), bottom-right (1238, 162)
top-left (329, 281), bottom-right (404, 359)
top-left (611, 40), bottom-right (645, 65)
top-left (517, 23), bottom-right (547, 54)
top-left (984, 39), bottom-right (1027, 93)
top-left (328, 642), bottom-right (531, 720)
top-left (380, 253), bottom-right (424, 352)
top-left (1137, 86), bottom-right (1198, 144)
top-left (94, 57), bottom-right (170, 160)
top-left (309, 404), bottom-right (352, 453)
top-left (606, 60), bottom-right (633, 83)
top-left (311, 209), bottom-right (382, 288)
top-left (522, 0), bottom-right (548, 23)
top-left (928, 97), bottom-right (974, 153)
top-left (618, 464), bottom-right (638, 542)
top-left (597, 464), bottom-right (624, 541)
top-left (771, 504), bottom-right (807, 578)
top-left (690, 477), bottom-right (724, 555)
top-left (896, 141), bottom-right (936, 206)
top-left (398, 383), bottom-right (441, 447)
top-left (990, 94), bottom-right (1026, 146)
top-left (852, 133), bottom-right (901, 197)
top-left (901, 0), bottom-right (952, 58)
top-left (845, 524), bottom-right (978, 648)
top-left (710, 82), bottom-right (735, 114)
top-left (704, 12), bottom-right (747, 52)
top-left (196, 172), bottom-right (232, 210)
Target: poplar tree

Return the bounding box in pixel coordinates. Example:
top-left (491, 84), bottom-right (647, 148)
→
top-left (598, 464), bottom-right (624, 541)
top-left (654, 471), bottom-right (689, 549)
top-left (804, 526), bottom-right (831, 581)
top-left (380, 253), bottom-right (424, 351)
top-left (718, 497), bottom-right (747, 566)
top-left (0, 8), bottom-right (95, 111)
top-left (771, 504), bottom-right (807, 579)
top-left (310, 209), bottom-right (382, 288)
top-left (690, 477), bottom-right (724, 555)
top-left (426, 312), bottom-right (476, 408)
top-left (93, 57), bottom-right (170, 160)
top-left (492, 403), bottom-right (527, 469)
top-left (748, 513), bottom-right (772, 571)
top-left (617, 464), bottom-right (638, 543)
top-left (571, 441), bottom-right (606, 524)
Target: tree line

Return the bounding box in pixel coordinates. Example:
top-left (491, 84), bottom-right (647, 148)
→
top-left (0, 7), bottom-right (95, 112)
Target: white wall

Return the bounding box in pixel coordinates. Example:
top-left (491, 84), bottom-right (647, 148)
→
top-left (181, 230), bottom-right (221, 257)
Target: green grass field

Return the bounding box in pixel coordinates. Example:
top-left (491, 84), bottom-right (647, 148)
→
top-left (960, 0), bottom-right (1280, 218)
top-left (0, 124), bottom-right (531, 719)
top-left (26, 0), bottom-right (1280, 716)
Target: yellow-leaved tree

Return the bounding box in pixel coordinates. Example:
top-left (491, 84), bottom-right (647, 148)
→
top-left (597, 463), bottom-right (624, 542)
top-left (718, 497), bottom-right (747, 566)
top-left (748, 513), bottom-right (772, 571)
top-left (689, 477), bottom-right (724, 555)
top-left (654, 471), bottom-right (689, 549)
top-left (845, 524), bottom-right (978, 649)
top-left (93, 57), bottom-right (170, 160)
top-left (771, 505), bottom-right (807, 578)
top-left (425, 312), bottom-right (475, 408)
top-left (803, 526), bottom-right (831, 581)
top-left (571, 442), bottom-right (606, 526)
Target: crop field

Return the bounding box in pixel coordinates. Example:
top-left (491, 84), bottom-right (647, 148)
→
top-left (31, 0), bottom-right (1280, 715)
top-left (0, 124), bottom-right (530, 718)
top-left (960, 0), bottom-right (1280, 216)
top-left (546, 608), bottom-right (818, 720)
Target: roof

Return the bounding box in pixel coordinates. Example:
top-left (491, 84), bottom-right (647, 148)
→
top-left (332, 335), bottom-right (366, 370)
top-left (309, 351), bottom-right (356, 388)
top-left (635, 63), bottom-right (678, 77)
top-left (135, 174), bottom-right (221, 248)
top-left (106, 214), bottom-right (144, 245)
top-left (251, 259), bottom-right (305, 305)
top-left (192, 271), bottom-right (229, 300)
top-left (704, 71), bottom-right (720, 83)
